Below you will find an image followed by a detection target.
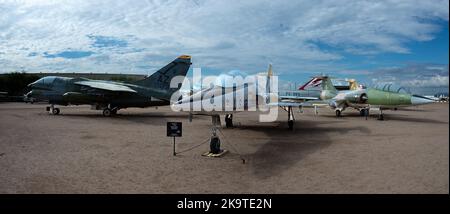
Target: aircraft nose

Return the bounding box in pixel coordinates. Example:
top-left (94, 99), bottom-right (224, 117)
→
top-left (411, 95), bottom-right (434, 105)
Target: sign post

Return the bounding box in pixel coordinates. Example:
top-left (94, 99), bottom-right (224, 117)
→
top-left (167, 122), bottom-right (182, 156)
top-left (173, 137), bottom-right (176, 156)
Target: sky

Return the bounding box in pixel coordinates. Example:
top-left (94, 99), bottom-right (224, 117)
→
top-left (0, 0), bottom-right (448, 94)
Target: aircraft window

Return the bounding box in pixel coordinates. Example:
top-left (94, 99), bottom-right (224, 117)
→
top-left (34, 78), bottom-right (44, 85)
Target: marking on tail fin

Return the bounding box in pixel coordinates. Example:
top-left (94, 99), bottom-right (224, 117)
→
top-left (299, 78), bottom-right (322, 90)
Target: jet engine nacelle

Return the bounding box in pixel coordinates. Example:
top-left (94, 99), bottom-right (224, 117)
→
top-left (344, 91), bottom-right (368, 104)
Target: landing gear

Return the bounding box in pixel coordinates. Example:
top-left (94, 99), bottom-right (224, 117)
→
top-left (287, 106), bottom-right (295, 130)
top-left (360, 108), bottom-right (369, 116)
top-left (225, 114), bottom-right (233, 128)
top-left (102, 108), bottom-right (112, 117)
top-left (377, 109), bottom-right (384, 121)
top-left (52, 108), bottom-right (60, 115)
top-left (211, 115), bottom-right (221, 127)
top-left (209, 129), bottom-right (221, 154)
top-left (359, 108), bottom-right (369, 120)
top-left (288, 120), bottom-right (294, 130)
top-left (202, 120), bottom-right (228, 157)
top-left (47, 104), bottom-right (60, 115)
top-left (335, 109), bottom-right (342, 117)
top-left (102, 104), bottom-right (119, 117)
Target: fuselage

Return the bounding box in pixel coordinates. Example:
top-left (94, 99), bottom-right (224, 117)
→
top-left (321, 87), bottom-right (434, 110)
top-left (28, 76), bottom-right (169, 108)
top-left (172, 83), bottom-right (275, 115)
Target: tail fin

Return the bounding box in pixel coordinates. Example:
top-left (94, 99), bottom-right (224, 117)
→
top-left (319, 76), bottom-right (338, 93)
top-left (135, 55), bottom-right (191, 93)
top-left (298, 77), bottom-right (322, 90)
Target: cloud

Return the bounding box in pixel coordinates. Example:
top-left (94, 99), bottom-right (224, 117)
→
top-left (369, 63), bottom-right (449, 94)
top-left (0, 0), bottom-right (448, 75)
top-left (88, 35), bottom-right (128, 48)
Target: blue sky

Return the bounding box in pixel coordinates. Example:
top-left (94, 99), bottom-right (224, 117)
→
top-left (0, 0), bottom-right (448, 94)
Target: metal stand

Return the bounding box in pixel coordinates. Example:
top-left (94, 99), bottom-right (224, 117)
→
top-left (202, 127), bottom-right (228, 157)
top-left (173, 137), bottom-right (176, 156)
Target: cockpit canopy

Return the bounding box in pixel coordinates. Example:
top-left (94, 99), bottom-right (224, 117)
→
top-left (373, 83), bottom-right (411, 94)
top-left (32, 76), bottom-right (57, 86)
top-left (29, 76), bottom-right (72, 89)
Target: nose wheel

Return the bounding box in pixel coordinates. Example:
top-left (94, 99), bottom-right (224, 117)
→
top-left (52, 108), bottom-right (60, 115)
top-left (335, 109), bottom-right (342, 117)
top-left (102, 108), bottom-right (112, 117)
top-left (47, 104), bottom-right (60, 115)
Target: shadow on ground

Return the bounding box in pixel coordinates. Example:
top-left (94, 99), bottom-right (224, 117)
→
top-left (223, 119), bottom-right (371, 179)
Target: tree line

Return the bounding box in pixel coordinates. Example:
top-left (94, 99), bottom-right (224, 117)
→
top-left (0, 72), bottom-right (40, 96)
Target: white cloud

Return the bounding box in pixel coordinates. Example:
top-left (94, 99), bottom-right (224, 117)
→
top-left (368, 64), bottom-right (449, 94)
top-left (0, 0), bottom-right (448, 74)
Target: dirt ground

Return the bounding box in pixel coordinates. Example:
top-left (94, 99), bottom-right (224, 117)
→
top-left (0, 102), bottom-right (448, 193)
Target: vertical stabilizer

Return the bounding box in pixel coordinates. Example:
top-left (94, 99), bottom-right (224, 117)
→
top-left (320, 76), bottom-right (338, 93)
top-left (134, 55), bottom-right (191, 98)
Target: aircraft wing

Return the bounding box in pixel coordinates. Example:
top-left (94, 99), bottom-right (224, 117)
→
top-left (267, 102), bottom-right (308, 107)
top-left (294, 100), bottom-right (331, 108)
top-left (268, 99), bottom-right (332, 108)
top-left (74, 81), bottom-right (137, 93)
top-left (279, 95), bottom-right (319, 101)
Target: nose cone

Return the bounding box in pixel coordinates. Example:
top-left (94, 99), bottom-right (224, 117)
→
top-left (411, 95), bottom-right (435, 105)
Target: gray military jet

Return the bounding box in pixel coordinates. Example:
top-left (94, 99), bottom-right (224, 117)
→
top-left (27, 55), bottom-right (191, 116)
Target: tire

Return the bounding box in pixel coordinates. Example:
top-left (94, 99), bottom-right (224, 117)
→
top-left (225, 117), bottom-right (232, 128)
top-left (103, 108), bottom-right (112, 117)
top-left (225, 114), bottom-right (233, 128)
top-left (52, 108), bottom-right (60, 115)
top-left (360, 109), bottom-right (369, 116)
top-left (288, 120), bottom-right (294, 130)
top-left (335, 110), bottom-right (341, 117)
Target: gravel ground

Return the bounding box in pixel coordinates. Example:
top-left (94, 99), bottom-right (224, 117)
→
top-left (0, 102), bottom-right (448, 193)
